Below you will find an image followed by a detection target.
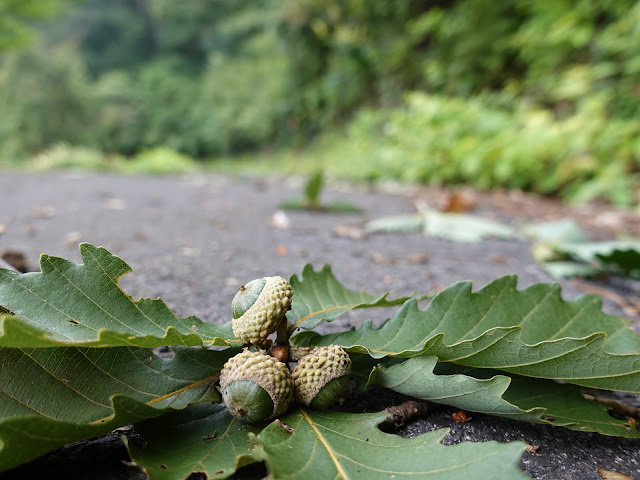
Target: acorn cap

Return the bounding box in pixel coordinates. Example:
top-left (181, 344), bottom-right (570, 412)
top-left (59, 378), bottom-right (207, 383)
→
top-left (220, 349), bottom-right (293, 422)
top-left (292, 345), bottom-right (352, 408)
top-left (231, 276), bottom-right (293, 346)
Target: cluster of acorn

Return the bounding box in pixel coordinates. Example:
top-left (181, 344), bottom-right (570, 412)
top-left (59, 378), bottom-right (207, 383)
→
top-left (219, 276), bottom-right (352, 423)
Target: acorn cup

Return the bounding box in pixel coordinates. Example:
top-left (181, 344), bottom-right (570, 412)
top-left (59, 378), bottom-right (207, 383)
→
top-left (292, 345), bottom-right (352, 409)
top-left (219, 349), bottom-right (294, 423)
top-left (231, 276), bottom-right (293, 347)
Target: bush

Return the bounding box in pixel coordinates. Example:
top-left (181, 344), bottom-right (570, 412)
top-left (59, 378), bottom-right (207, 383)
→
top-left (312, 91), bottom-right (640, 206)
top-left (0, 44), bottom-right (93, 160)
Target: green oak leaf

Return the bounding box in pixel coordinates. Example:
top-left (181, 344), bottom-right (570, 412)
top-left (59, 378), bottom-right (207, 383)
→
top-left (357, 355), bottom-right (544, 422)
top-left (288, 264), bottom-right (410, 331)
top-left (438, 364), bottom-right (640, 438)
top-left (294, 276), bottom-right (640, 392)
top-left (556, 241), bottom-right (640, 277)
top-left (0, 243), bottom-right (238, 348)
top-left (128, 403), bottom-right (263, 480)
top-left (253, 409), bottom-right (530, 480)
top-left (360, 356), bottom-right (639, 438)
top-left (0, 346), bottom-right (234, 471)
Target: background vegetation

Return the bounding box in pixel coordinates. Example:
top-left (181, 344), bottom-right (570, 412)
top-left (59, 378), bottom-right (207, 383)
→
top-left (1, 0), bottom-right (639, 205)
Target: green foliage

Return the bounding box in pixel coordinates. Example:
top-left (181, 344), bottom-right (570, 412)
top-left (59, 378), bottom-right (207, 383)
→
top-left (369, 356), bottom-right (637, 437)
top-left (305, 92), bottom-right (640, 205)
top-left (0, 243), bottom-right (236, 348)
top-left (127, 404), bottom-right (264, 479)
top-left (281, 0), bottom-right (640, 123)
top-left (0, 0), bottom-right (75, 50)
top-left (0, 346), bottom-right (224, 471)
top-left (0, 44), bottom-right (92, 161)
top-left (253, 410), bottom-right (530, 480)
top-left (2, 244), bottom-right (640, 477)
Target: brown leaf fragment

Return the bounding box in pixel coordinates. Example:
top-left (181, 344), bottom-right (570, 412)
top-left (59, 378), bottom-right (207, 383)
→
top-left (442, 192), bottom-right (476, 213)
top-left (452, 410), bottom-right (472, 423)
top-left (489, 255), bottom-right (509, 264)
top-left (526, 445), bottom-right (539, 454)
top-left (405, 253), bottom-right (429, 264)
top-left (596, 468), bottom-right (634, 479)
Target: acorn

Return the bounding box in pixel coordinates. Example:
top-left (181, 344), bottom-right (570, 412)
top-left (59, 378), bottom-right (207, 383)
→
top-left (219, 349), bottom-right (293, 423)
top-left (292, 345), bottom-right (352, 409)
top-left (231, 276), bottom-right (293, 347)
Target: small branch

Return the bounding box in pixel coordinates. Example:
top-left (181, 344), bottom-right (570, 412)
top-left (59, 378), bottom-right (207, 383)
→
top-left (379, 400), bottom-right (435, 432)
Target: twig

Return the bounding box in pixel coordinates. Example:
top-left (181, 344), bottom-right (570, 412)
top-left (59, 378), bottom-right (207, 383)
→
top-left (379, 400), bottom-right (435, 431)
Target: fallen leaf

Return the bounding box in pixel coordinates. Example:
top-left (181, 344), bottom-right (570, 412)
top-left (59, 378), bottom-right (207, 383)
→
top-left (423, 210), bottom-right (521, 243)
top-left (405, 253), bottom-right (429, 264)
top-left (489, 255), bottom-right (509, 264)
top-left (596, 468), bottom-right (634, 479)
top-left (365, 215), bottom-right (424, 233)
top-left (452, 410), bottom-right (472, 423)
top-left (526, 445), bottom-right (539, 454)
top-left (524, 219), bottom-right (588, 244)
top-left (442, 192), bottom-right (476, 213)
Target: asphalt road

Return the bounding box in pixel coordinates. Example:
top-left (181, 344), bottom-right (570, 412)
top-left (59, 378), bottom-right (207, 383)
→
top-left (1, 172), bottom-right (639, 479)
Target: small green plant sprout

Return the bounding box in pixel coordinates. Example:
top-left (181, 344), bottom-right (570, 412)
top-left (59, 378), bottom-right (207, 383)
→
top-left (0, 244), bottom-right (639, 478)
top-left (279, 170), bottom-right (362, 213)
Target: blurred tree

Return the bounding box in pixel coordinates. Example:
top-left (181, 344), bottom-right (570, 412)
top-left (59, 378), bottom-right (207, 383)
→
top-left (45, 0), bottom-right (155, 76)
top-left (1, 0), bottom-right (638, 171)
top-left (0, 0), bottom-right (75, 50)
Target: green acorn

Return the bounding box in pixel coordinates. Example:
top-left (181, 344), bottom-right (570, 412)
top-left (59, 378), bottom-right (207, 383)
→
top-left (231, 276), bottom-right (293, 346)
top-left (219, 349), bottom-right (294, 423)
top-left (292, 345), bottom-right (352, 409)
